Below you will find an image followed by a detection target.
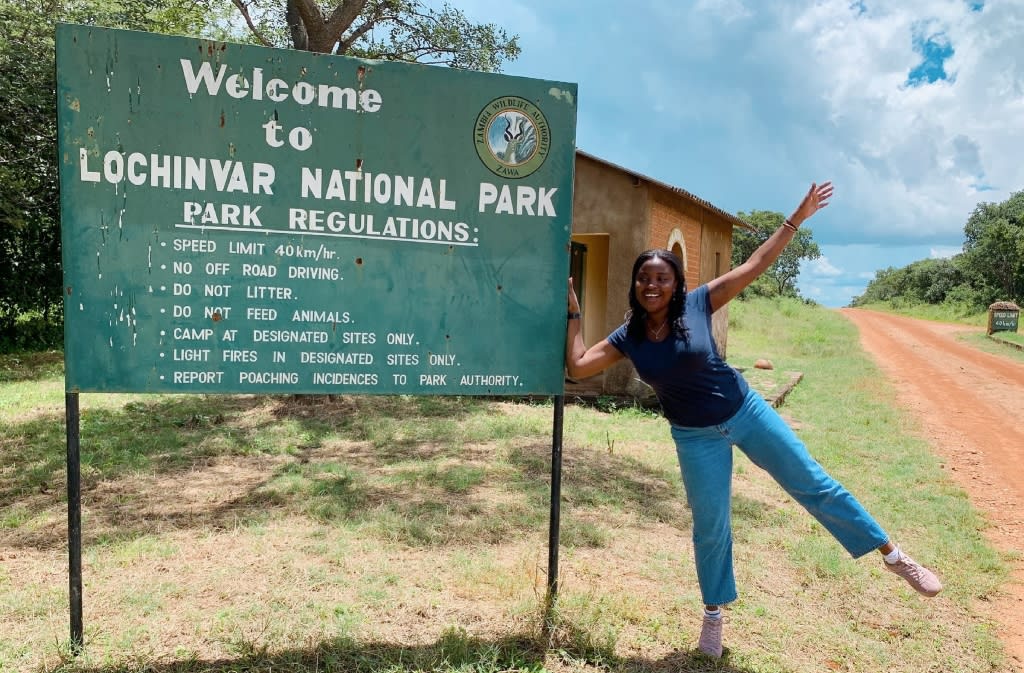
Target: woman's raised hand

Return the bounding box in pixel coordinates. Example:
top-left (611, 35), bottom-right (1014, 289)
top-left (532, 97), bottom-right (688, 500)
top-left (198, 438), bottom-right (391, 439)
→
top-left (789, 181), bottom-right (833, 227)
top-left (568, 277), bottom-right (581, 314)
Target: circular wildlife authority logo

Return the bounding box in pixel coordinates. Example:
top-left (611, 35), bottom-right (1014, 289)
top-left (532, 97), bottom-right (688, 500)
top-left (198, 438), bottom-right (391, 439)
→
top-left (474, 96), bottom-right (551, 179)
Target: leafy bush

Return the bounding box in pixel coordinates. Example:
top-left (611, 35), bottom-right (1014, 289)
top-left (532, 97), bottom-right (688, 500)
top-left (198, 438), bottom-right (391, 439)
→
top-left (0, 311), bottom-right (63, 353)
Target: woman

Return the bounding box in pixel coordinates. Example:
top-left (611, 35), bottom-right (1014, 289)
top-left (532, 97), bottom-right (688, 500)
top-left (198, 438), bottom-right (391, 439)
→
top-left (565, 182), bottom-right (941, 659)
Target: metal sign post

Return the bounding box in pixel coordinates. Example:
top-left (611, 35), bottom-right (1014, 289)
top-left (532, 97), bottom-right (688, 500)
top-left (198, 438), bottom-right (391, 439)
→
top-left (65, 392), bottom-right (83, 650)
top-left (547, 395), bottom-right (565, 606)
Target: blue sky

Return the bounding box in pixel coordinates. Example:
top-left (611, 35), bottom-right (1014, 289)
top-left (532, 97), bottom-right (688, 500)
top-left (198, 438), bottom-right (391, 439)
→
top-left (436, 0), bottom-right (1021, 307)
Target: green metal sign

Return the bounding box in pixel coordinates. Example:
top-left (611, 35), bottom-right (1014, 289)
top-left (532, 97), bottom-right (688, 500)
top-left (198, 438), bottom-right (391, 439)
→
top-left (56, 25), bottom-right (577, 395)
top-left (991, 310), bottom-right (1019, 333)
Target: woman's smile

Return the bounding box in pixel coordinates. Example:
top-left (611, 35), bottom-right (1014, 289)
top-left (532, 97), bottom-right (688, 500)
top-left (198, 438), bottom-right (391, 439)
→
top-left (634, 259), bottom-right (677, 312)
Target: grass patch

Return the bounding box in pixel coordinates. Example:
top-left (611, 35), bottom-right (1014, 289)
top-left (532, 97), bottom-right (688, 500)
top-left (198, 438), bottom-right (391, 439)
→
top-left (852, 300), bottom-right (988, 326)
top-left (0, 298), bottom-right (1014, 672)
top-left (954, 331), bottom-right (1024, 364)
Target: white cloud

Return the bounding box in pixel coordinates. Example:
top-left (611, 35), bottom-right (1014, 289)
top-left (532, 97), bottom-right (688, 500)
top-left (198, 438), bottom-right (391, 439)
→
top-left (930, 245), bottom-right (962, 258)
top-left (625, 1), bottom-right (1024, 248)
top-left (694, 0), bottom-right (753, 23)
top-left (789, 0), bottom-right (1024, 242)
top-left (807, 257), bottom-right (843, 277)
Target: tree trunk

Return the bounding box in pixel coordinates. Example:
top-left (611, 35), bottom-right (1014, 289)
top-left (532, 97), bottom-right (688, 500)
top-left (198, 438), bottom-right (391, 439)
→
top-left (289, 0), bottom-right (368, 53)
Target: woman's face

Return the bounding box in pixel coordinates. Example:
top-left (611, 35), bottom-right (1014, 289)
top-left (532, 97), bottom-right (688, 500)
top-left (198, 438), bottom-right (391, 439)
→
top-left (634, 257), bottom-right (677, 315)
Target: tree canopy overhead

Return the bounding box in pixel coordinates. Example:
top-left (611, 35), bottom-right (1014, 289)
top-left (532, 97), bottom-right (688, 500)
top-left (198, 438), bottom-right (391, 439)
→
top-left (231, 0), bottom-right (520, 70)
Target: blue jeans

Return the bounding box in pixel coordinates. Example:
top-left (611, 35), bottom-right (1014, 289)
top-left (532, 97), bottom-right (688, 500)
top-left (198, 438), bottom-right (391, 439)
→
top-left (670, 389), bottom-right (889, 606)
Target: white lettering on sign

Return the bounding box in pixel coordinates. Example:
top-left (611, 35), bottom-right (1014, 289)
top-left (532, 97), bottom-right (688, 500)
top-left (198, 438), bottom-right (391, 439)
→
top-left (80, 149), bottom-right (274, 194)
top-left (300, 168), bottom-right (456, 209)
top-left (287, 210), bottom-right (472, 244)
top-left (246, 286), bottom-right (292, 299)
top-left (173, 348), bottom-right (210, 361)
top-left (184, 201), bottom-right (263, 226)
top-left (229, 241), bottom-right (266, 255)
top-left (203, 306), bottom-right (232, 319)
top-left (241, 264), bottom-right (277, 277)
top-left (387, 354), bottom-right (419, 366)
top-left (419, 374), bottom-right (447, 386)
top-left (386, 333), bottom-right (415, 345)
top-left (179, 60), bottom-right (383, 113)
top-left (173, 327), bottom-right (214, 340)
top-left (173, 371), bottom-right (224, 384)
top-left (478, 183), bottom-right (557, 216)
top-left (239, 371), bottom-right (299, 384)
top-left (459, 374), bottom-right (521, 386)
top-left (300, 352), bottom-right (373, 365)
top-left (342, 332), bottom-right (376, 344)
top-left (429, 354), bottom-right (457, 366)
top-left (312, 372), bottom-right (379, 385)
top-left (173, 239), bottom-right (216, 253)
top-left (291, 310), bottom-right (349, 323)
top-left (246, 307), bottom-right (277, 320)
top-left (253, 330), bottom-right (329, 343)
top-left (223, 350), bottom-right (258, 362)
top-left (288, 266), bottom-right (339, 280)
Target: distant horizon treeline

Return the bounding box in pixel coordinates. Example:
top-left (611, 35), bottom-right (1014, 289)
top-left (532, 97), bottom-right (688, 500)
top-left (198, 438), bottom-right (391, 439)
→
top-left (850, 190), bottom-right (1024, 312)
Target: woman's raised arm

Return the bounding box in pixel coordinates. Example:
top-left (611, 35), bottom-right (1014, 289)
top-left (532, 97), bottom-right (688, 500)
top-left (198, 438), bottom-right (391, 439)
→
top-left (707, 181), bottom-right (832, 312)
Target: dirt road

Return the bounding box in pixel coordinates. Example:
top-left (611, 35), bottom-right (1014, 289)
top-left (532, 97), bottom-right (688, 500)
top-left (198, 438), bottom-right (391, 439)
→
top-left (840, 309), bottom-right (1024, 670)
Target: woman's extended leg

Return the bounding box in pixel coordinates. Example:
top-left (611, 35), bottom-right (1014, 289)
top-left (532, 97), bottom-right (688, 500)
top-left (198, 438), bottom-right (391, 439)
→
top-left (726, 389), bottom-right (941, 595)
top-left (670, 424), bottom-right (739, 605)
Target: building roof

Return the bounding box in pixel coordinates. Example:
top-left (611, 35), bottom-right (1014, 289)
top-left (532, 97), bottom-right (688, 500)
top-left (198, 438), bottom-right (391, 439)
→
top-left (576, 149), bottom-right (754, 231)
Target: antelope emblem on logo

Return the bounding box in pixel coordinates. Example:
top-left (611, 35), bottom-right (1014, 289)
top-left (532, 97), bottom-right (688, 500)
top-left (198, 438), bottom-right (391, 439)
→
top-left (495, 113), bottom-right (538, 166)
top-left (474, 96), bottom-right (551, 178)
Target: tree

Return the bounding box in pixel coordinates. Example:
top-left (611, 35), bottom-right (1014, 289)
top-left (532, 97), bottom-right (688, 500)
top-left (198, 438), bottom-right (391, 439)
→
top-left (732, 210), bottom-right (821, 298)
top-left (854, 257), bottom-right (966, 306)
top-left (959, 190), bottom-right (1024, 305)
top-left (0, 0), bottom-right (224, 347)
top-left (0, 2), bottom-right (61, 333)
top-left (231, 0), bottom-right (520, 70)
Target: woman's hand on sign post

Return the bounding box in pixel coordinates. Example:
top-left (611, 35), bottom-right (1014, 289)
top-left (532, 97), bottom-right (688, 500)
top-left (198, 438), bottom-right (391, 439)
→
top-left (568, 278), bottom-right (581, 315)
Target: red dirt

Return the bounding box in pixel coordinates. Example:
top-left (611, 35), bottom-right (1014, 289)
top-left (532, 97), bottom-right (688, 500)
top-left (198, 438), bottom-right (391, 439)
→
top-left (841, 308), bottom-right (1024, 671)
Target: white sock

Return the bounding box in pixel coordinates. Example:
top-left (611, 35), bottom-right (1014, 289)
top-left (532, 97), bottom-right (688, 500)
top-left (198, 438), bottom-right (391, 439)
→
top-left (704, 607), bottom-right (722, 620)
top-left (883, 548), bottom-right (901, 564)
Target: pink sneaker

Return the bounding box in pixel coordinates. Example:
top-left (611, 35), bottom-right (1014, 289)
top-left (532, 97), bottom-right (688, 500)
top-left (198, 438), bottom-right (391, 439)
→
top-left (884, 551), bottom-right (943, 597)
top-left (698, 614), bottom-right (723, 658)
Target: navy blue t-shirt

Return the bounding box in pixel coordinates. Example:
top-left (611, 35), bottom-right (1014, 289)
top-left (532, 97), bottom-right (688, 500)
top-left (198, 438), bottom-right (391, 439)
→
top-left (607, 285), bottom-right (749, 428)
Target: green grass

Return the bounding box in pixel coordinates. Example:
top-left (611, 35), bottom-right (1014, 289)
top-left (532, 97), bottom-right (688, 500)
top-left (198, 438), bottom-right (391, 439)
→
top-left (0, 297), bottom-right (1015, 673)
top-left (852, 300), bottom-right (989, 326)
top-left (990, 330), bottom-right (1024, 347)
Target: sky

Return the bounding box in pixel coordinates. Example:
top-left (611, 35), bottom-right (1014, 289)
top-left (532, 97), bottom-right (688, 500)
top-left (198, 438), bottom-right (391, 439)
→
top-left (434, 0), bottom-right (1022, 307)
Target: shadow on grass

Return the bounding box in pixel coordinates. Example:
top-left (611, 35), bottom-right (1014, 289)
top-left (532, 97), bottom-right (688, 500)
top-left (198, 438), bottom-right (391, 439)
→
top-left (55, 628), bottom-right (775, 673)
top-left (0, 392), bottom-right (796, 552)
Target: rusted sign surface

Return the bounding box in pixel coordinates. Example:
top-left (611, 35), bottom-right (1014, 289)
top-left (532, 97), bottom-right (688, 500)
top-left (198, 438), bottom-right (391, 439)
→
top-left (56, 25), bottom-right (577, 394)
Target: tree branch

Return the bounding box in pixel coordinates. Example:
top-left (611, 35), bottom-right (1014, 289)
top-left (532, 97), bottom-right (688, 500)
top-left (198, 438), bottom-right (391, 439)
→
top-left (286, 0), bottom-right (309, 50)
top-left (335, 18), bottom-right (377, 54)
top-left (230, 0), bottom-right (273, 47)
top-left (326, 0), bottom-right (369, 38)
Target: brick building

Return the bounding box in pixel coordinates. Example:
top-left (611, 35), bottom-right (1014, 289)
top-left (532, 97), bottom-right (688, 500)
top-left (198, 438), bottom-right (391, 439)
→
top-left (569, 150), bottom-right (753, 397)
